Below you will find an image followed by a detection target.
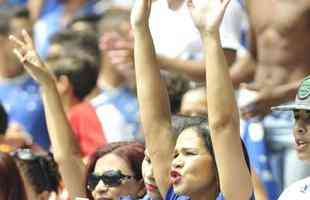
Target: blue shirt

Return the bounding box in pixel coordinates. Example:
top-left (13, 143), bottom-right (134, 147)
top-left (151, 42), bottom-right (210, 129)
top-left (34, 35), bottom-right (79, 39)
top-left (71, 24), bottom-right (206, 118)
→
top-left (0, 75), bottom-right (50, 149)
top-left (165, 187), bottom-right (224, 200)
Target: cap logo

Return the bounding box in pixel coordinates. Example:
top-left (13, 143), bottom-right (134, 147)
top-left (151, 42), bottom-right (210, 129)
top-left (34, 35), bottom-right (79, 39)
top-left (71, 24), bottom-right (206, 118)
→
top-left (298, 77), bottom-right (310, 100)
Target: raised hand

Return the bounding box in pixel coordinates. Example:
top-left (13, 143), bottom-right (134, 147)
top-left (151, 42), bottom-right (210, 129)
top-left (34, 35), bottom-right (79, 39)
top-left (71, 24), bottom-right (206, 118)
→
top-left (130, 0), bottom-right (152, 29)
top-left (187, 0), bottom-right (231, 35)
top-left (9, 30), bottom-right (54, 85)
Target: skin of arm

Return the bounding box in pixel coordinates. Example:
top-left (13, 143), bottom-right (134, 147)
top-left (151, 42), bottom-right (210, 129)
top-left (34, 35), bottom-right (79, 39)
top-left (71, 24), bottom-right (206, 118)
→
top-left (9, 30), bottom-right (86, 198)
top-left (157, 49), bottom-right (255, 88)
top-left (252, 169), bottom-right (268, 200)
top-left (131, 0), bottom-right (176, 196)
top-left (187, 0), bottom-right (253, 199)
top-left (157, 49), bottom-right (236, 81)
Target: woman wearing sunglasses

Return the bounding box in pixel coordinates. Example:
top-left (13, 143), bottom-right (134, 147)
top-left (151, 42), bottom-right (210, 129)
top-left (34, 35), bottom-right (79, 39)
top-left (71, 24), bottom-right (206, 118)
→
top-left (131, 0), bottom-right (253, 199)
top-left (8, 32), bottom-right (146, 199)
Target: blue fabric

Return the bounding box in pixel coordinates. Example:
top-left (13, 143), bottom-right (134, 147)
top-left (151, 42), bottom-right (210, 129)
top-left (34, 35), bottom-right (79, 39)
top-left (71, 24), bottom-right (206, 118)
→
top-left (90, 87), bottom-right (142, 142)
top-left (33, 0), bottom-right (98, 57)
top-left (241, 119), bottom-right (280, 200)
top-left (165, 187), bottom-right (223, 200)
top-left (0, 75), bottom-right (50, 149)
top-left (4, 0), bottom-right (27, 5)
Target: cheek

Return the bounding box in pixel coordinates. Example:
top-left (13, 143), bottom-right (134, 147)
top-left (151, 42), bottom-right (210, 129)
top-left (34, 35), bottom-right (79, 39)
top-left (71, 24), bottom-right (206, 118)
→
top-left (109, 181), bottom-right (141, 199)
top-left (184, 157), bottom-right (217, 185)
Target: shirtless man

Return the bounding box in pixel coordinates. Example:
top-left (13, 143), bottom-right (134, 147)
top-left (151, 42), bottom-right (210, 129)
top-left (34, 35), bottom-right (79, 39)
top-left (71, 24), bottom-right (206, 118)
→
top-left (237, 0), bottom-right (310, 195)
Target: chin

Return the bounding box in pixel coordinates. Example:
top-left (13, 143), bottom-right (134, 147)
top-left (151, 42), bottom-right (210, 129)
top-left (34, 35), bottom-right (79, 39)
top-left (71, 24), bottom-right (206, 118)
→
top-left (147, 192), bottom-right (162, 200)
top-left (297, 152), bottom-right (310, 161)
top-left (173, 184), bottom-right (190, 196)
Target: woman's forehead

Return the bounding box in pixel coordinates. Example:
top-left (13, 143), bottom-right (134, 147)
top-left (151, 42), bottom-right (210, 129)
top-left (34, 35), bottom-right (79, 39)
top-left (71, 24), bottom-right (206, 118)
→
top-left (94, 153), bottom-right (131, 174)
top-left (175, 129), bottom-right (206, 150)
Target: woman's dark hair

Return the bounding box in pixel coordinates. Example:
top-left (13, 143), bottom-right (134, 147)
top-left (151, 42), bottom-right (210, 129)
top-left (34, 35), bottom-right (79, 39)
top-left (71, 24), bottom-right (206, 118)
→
top-left (0, 152), bottom-right (28, 200)
top-left (172, 115), bottom-right (251, 192)
top-left (0, 102), bottom-right (8, 135)
top-left (15, 150), bottom-right (61, 195)
top-left (85, 141), bottom-right (145, 199)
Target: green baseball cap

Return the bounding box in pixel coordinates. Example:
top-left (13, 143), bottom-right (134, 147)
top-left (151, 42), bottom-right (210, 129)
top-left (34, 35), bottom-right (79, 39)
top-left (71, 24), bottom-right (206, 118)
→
top-left (272, 76), bottom-right (310, 111)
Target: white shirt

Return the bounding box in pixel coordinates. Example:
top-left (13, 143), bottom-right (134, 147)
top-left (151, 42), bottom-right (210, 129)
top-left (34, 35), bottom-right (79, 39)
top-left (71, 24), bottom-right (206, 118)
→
top-left (278, 177), bottom-right (310, 200)
top-left (149, 0), bottom-right (248, 58)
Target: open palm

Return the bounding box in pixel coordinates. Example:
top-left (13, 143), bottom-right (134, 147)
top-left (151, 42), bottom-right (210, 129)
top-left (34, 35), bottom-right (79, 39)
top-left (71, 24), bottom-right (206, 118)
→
top-left (187, 0), bottom-right (231, 34)
top-left (9, 30), bottom-right (54, 85)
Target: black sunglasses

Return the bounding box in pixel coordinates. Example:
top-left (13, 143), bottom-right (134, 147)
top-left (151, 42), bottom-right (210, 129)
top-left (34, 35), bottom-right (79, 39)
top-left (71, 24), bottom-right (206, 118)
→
top-left (87, 170), bottom-right (133, 191)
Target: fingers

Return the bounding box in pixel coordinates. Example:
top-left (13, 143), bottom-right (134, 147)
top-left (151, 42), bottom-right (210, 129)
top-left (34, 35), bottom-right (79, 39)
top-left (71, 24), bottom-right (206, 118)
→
top-left (22, 29), bottom-right (34, 48)
top-left (13, 48), bottom-right (25, 63)
top-left (220, 0), bottom-right (231, 12)
top-left (9, 35), bottom-right (25, 47)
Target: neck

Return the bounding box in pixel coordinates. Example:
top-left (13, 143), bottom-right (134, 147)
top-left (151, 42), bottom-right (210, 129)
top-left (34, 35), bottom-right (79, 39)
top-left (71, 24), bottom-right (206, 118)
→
top-left (189, 185), bottom-right (218, 200)
top-left (62, 94), bottom-right (81, 112)
top-left (98, 55), bottom-right (125, 90)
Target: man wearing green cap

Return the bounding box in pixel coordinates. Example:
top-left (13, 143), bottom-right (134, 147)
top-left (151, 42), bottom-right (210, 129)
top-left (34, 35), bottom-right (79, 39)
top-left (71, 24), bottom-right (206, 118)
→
top-left (272, 76), bottom-right (310, 199)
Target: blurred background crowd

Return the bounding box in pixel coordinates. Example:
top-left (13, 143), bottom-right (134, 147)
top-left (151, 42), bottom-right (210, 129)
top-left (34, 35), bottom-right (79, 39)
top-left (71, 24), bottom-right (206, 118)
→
top-left (0, 0), bottom-right (309, 200)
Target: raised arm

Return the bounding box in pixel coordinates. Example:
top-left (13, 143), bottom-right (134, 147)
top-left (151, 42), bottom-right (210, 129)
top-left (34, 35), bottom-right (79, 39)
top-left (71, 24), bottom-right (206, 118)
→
top-left (131, 0), bottom-right (176, 196)
top-left (187, 0), bottom-right (252, 200)
top-left (9, 30), bottom-right (86, 198)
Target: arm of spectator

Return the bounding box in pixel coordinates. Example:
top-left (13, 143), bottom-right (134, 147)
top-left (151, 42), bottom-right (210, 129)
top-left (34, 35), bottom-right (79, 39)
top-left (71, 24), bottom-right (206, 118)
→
top-left (157, 49), bottom-right (235, 81)
top-left (229, 51), bottom-right (256, 87)
top-left (252, 169), bottom-right (268, 200)
top-left (188, 1), bottom-right (252, 200)
top-left (27, 0), bottom-right (44, 20)
top-left (131, 0), bottom-right (176, 196)
top-left (240, 80), bottom-right (300, 119)
top-left (9, 30), bottom-right (86, 198)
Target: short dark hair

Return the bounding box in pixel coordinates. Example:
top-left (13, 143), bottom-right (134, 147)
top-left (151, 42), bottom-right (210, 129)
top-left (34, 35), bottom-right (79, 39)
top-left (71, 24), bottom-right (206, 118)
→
top-left (51, 56), bottom-right (99, 100)
top-left (68, 14), bottom-right (101, 32)
top-left (14, 150), bottom-right (61, 194)
top-left (0, 103), bottom-right (8, 135)
top-left (85, 142), bottom-right (145, 200)
top-left (0, 6), bottom-right (29, 36)
top-left (162, 71), bottom-right (190, 114)
top-left (49, 29), bottom-right (100, 64)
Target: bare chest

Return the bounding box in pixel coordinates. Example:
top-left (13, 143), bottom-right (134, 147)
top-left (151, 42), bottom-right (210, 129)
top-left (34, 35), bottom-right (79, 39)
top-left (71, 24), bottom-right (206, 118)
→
top-left (249, 0), bottom-right (310, 35)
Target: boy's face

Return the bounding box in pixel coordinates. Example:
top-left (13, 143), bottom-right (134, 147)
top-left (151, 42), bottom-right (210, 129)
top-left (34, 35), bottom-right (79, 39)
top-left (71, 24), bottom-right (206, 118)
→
top-left (293, 110), bottom-right (310, 160)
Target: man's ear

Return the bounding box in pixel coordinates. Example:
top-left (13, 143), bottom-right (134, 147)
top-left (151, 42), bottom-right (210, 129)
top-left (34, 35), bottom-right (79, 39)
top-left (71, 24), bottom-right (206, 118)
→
top-left (56, 75), bottom-right (71, 95)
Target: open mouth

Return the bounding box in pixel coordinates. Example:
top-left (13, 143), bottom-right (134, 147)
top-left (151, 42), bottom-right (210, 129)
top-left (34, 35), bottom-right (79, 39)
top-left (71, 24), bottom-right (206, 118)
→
top-left (170, 170), bottom-right (182, 185)
top-left (295, 139), bottom-right (308, 151)
top-left (145, 183), bottom-right (158, 191)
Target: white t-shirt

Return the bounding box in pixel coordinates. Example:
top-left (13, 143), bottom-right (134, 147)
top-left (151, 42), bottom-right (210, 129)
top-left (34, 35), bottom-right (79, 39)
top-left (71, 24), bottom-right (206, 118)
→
top-left (149, 0), bottom-right (248, 58)
top-left (278, 177), bottom-right (310, 200)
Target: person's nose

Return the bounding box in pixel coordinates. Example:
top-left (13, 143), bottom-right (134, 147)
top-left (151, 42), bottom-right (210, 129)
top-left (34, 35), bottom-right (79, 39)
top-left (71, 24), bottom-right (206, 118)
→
top-left (294, 118), bottom-right (307, 136)
top-left (171, 155), bottom-right (184, 169)
top-left (94, 180), bottom-right (109, 195)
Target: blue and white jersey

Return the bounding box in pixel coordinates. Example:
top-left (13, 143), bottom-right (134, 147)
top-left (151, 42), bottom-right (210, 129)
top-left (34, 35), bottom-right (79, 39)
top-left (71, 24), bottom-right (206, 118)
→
top-left (91, 87), bottom-right (142, 143)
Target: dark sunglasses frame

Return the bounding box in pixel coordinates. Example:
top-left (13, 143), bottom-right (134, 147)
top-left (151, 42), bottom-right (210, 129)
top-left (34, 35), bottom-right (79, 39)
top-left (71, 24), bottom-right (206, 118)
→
top-left (87, 169), bottom-right (133, 191)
